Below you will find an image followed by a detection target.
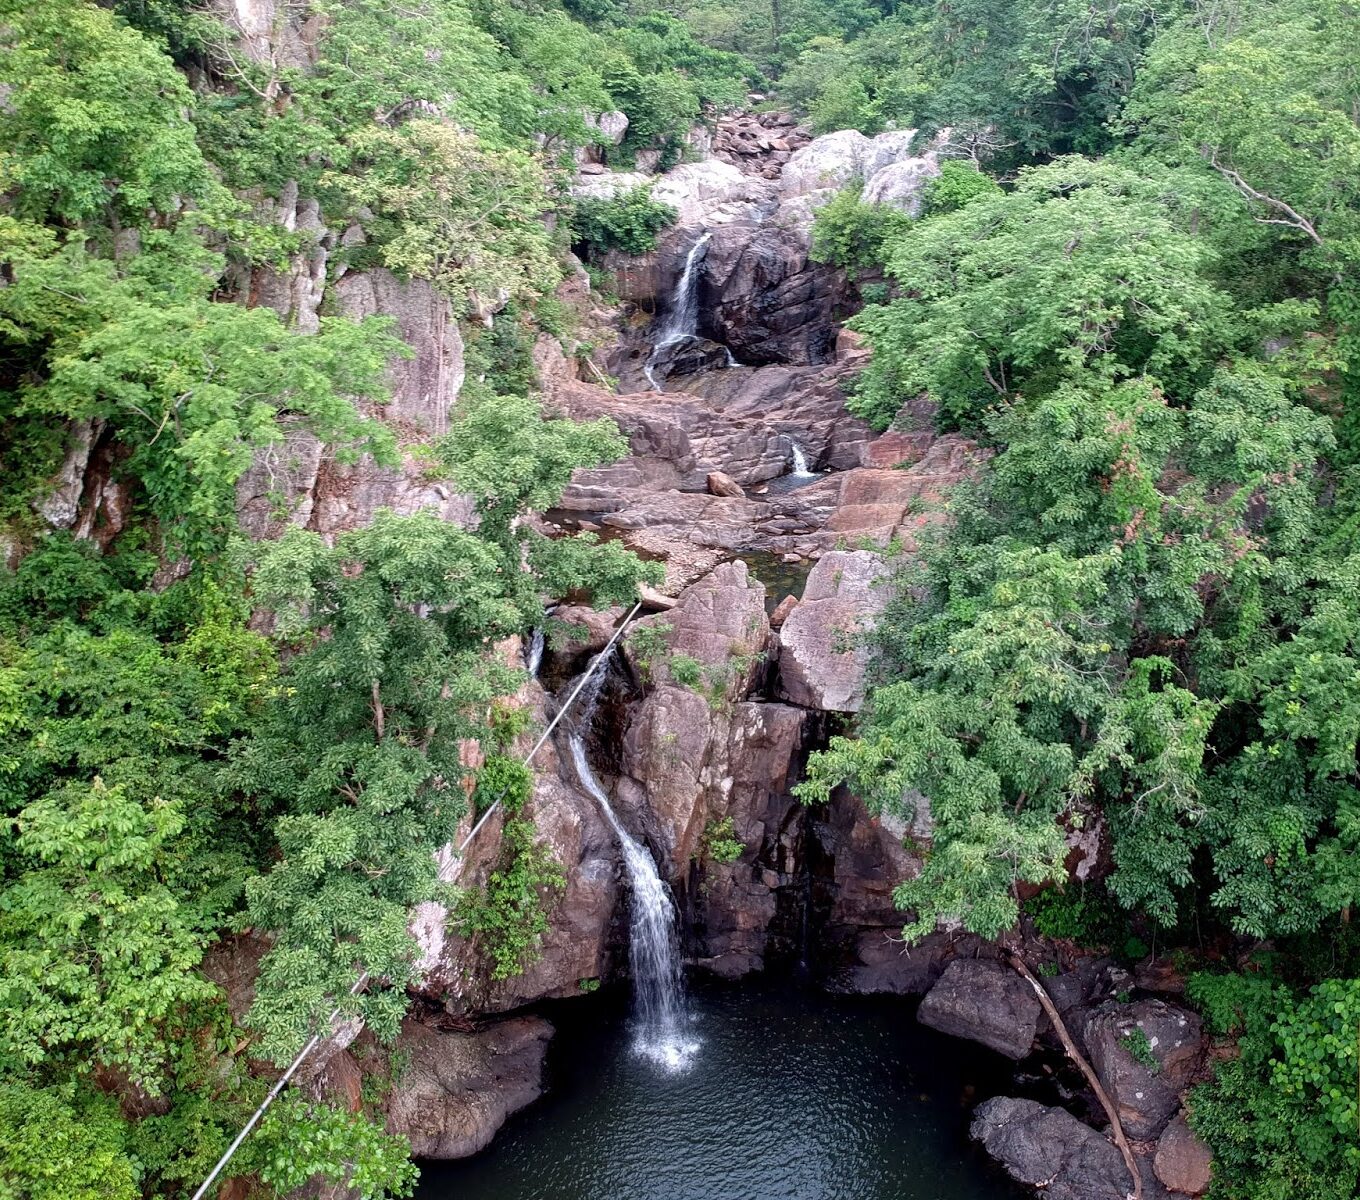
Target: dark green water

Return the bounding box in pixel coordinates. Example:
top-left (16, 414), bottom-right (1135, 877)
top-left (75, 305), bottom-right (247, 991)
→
top-left (415, 977), bottom-right (1022, 1200)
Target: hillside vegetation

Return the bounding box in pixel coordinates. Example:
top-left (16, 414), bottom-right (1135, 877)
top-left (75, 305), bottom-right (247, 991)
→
top-left (1, 2), bottom-right (1358, 1199)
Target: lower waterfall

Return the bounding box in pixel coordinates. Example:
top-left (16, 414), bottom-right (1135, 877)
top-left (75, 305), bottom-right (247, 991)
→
top-left (565, 657), bottom-right (696, 1070)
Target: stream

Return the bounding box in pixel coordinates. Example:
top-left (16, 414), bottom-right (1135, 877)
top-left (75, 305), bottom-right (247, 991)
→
top-left (414, 976), bottom-right (1023, 1200)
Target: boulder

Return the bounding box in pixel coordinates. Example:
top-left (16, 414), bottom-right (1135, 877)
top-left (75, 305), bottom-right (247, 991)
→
top-left (971, 1097), bottom-right (1138, 1200)
top-left (779, 129), bottom-right (873, 198)
top-left (592, 110), bottom-right (629, 145)
top-left (707, 470), bottom-right (745, 497)
top-left (777, 550), bottom-right (890, 711)
top-left (918, 959), bottom-right (1041, 1059)
top-left (1082, 999), bottom-right (1205, 1139)
top-left (385, 1015), bottom-right (551, 1159)
top-left (860, 155), bottom-right (940, 216)
top-left (769, 594), bottom-right (798, 627)
top-left (1154, 1115), bottom-right (1212, 1196)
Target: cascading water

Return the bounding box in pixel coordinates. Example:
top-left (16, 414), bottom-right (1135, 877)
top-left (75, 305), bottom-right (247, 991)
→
top-left (524, 627), bottom-right (545, 678)
top-left (564, 653), bottom-right (697, 1070)
top-left (788, 438), bottom-right (818, 478)
top-left (643, 231), bottom-right (715, 393)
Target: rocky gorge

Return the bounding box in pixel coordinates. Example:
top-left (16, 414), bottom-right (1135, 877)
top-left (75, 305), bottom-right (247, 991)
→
top-left (27, 64), bottom-right (1212, 1200)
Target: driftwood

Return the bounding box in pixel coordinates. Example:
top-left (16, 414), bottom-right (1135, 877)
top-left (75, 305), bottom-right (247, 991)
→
top-left (1006, 951), bottom-right (1143, 1200)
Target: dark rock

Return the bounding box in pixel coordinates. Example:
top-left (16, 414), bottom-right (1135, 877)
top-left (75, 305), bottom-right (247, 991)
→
top-left (971, 1097), bottom-right (1138, 1200)
top-left (918, 959), bottom-right (1041, 1060)
top-left (1082, 1000), bottom-right (1205, 1139)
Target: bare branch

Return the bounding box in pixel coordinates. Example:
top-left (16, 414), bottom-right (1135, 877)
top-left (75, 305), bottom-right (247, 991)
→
top-left (1202, 147), bottom-right (1324, 247)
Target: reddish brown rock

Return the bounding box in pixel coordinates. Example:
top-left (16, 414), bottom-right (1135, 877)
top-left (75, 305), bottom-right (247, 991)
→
top-left (777, 550), bottom-right (891, 711)
top-left (707, 470), bottom-right (745, 497)
top-left (769, 593), bottom-right (798, 627)
top-left (1154, 1115), bottom-right (1212, 1196)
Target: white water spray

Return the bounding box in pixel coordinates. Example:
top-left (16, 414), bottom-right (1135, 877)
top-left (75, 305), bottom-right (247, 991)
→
top-left (643, 231), bottom-right (713, 393)
top-left (566, 655), bottom-right (696, 1070)
top-left (788, 438), bottom-right (818, 478)
top-left (524, 628), bottom-right (545, 678)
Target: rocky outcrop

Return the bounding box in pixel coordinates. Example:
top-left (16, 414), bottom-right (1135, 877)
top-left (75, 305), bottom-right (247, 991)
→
top-left (384, 1015), bottom-right (552, 1159)
top-left (971, 1097), bottom-right (1140, 1200)
top-left (692, 701), bottom-right (810, 976)
top-left (333, 268), bottom-right (466, 436)
top-left (918, 960), bottom-right (1042, 1060)
top-left (617, 561), bottom-right (770, 875)
top-left (777, 550), bottom-right (890, 712)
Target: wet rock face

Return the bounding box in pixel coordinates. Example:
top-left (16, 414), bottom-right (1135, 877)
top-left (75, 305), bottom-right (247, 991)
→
top-left (384, 1015), bottom-right (552, 1159)
top-left (971, 1097), bottom-right (1139, 1200)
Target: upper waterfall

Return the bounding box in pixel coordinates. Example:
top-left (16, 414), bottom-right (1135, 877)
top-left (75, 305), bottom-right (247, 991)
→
top-left (643, 230), bottom-right (713, 393)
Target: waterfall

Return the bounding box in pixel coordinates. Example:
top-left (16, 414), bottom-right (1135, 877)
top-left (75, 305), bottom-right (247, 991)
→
top-left (643, 231), bottom-right (713, 393)
top-left (788, 438), bottom-right (818, 478)
top-left (524, 628), bottom-right (545, 678)
top-left (565, 654), bottom-right (696, 1070)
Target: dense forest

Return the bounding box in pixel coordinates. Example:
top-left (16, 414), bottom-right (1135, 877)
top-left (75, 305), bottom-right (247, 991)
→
top-left (1, 2), bottom-right (1357, 1199)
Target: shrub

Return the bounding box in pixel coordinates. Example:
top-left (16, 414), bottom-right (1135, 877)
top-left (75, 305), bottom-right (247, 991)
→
top-left (570, 186), bottom-right (677, 258)
top-left (923, 160), bottom-right (1002, 216)
top-left (809, 183), bottom-right (912, 274)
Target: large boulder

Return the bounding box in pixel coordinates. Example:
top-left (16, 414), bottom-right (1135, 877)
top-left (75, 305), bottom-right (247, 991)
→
top-left (918, 959), bottom-right (1041, 1060)
top-left (971, 1097), bottom-right (1139, 1200)
top-left (777, 550), bottom-right (890, 711)
top-left (385, 1015), bottom-right (551, 1159)
top-left (1154, 1115), bottom-right (1212, 1196)
top-left (1082, 1000), bottom-right (1205, 1139)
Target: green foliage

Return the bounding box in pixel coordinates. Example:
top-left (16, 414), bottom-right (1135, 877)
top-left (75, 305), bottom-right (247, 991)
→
top-left (809, 182), bottom-right (913, 274)
top-left (455, 816), bottom-right (566, 981)
top-left (0, 1081), bottom-right (139, 1200)
top-left (325, 121), bottom-right (558, 315)
top-left (1027, 887), bottom-right (1123, 948)
top-left (923, 161), bottom-right (1001, 216)
top-left (701, 816), bottom-right (745, 864)
top-left (570, 187), bottom-right (678, 258)
top-left (1120, 1027), bottom-right (1160, 1073)
top-left (666, 653), bottom-right (705, 688)
top-left (628, 621), bottom-right (675, 683)
top-left (1188, 972), bottom-right (1360, 1200)
top-left (0, 0), bottom-right (222, 227)
top-left (848, 158), bottom-right (1239, 430)
top-left (248, 1095), bottom-right (418, 1200)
